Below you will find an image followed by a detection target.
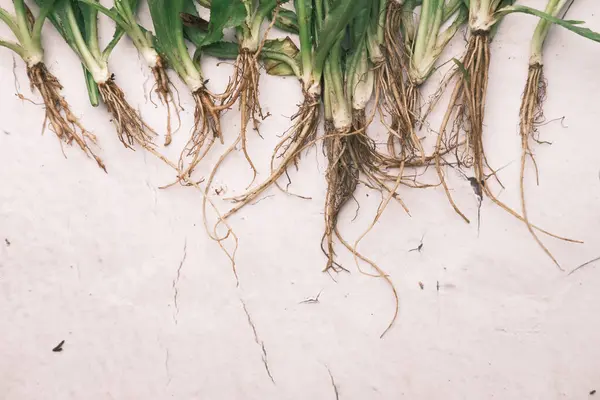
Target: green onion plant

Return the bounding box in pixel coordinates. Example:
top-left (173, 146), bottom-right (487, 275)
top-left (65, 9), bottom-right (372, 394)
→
top-left (0, 0), bottom-right (104, 169)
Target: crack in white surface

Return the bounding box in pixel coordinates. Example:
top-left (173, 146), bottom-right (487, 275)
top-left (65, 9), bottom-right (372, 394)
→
top-left (241, 300), bottom-right (275, 384)
top-left (172, 240), bottom-right (187, 324)
top-left (165, 348), bottom-right (172, 386)
top-left (327, 367), bottom-right (340, 400)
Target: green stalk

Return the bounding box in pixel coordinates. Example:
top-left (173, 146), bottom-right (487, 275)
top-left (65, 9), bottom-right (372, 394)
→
top-left (366, 0), bottom-right (385, 63)
top-left (529, 0), bottom-right (568, 64)
top-left (0, 8), bottom-right (23, 41)
top-left (414, 0), bottom-right (436, 60)
top-left (328, 35), bottom-right (350, 129)
top-left (0, 0), bottom-right (46, 66)
top-left (408, 0), bottom-right (466, 85)
top-left (296, 0), bottom-right (316, 89)
top-left (63, 2), bottom-right (107, 82)
top-left (84, 3), bottom-right (102, 60)
top-left (148, 0), bottom-right (203, 90)
top-left (79, 0), bottom-right (158, 66)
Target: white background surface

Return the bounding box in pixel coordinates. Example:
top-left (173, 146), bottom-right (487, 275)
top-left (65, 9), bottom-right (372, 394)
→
top-left (1, 0), bottom-right (600, 398)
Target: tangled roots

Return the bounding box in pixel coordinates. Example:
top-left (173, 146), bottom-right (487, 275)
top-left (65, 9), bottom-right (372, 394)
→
top-left (322, 122), bottom-right (360, 272)
top-left (378, 1), bottom-right (424, 162)
top-left (178, 88), bottom-right (222, 179)
top-left (518, 63), bottom-right (562, 267)
top-left (98, 79), bottom-right (156, 149)
top-left (151, 58), bottom-right (180, 146)
top-left (27, 63), bottom-right (105, 171)
top-left (221, 94), bottom-right (320, 220)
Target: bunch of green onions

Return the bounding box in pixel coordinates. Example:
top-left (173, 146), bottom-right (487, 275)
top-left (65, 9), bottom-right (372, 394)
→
top-left (189, 0), bottom-right (290, 187)
top-left (38, 0), bottom-right (155, 150)
top-left (147, 0), bottom-right (221, 179)
top-left (434, 0), bottom-right (600, 263)
top-left (0, 0), bottom-right (105, 169)
top-left (80, 0), bottom-right (179, 146)
top-left (209, 0), bottom-right (364, 225)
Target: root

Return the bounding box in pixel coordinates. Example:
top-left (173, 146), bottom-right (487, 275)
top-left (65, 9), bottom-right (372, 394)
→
top-left (226, 51), bottom-right (267, 188)
top-left (336, 227), bottom-right (399, 338)
top-left (151, 58), bottom-right (181, 146)
top-left (407, 82), bottom-right (420, 127)
top-left (178, 88), bottom-right (222, 179)
top-left (27, 63), bottom-right (105, 171)
top-left (219, 95), bottom-right (320, 221)
top-left (321, 111), bottom-right (407, 272)
top-left (135, 139), bottom-right (240, 284)
top-left (322, 122), bottom-right (359, 272)
top-left (98, 79), bottom-right (156, 149)
top-left (378, 1), bottom-right (425, 162)
top-left (518, 63), bottom-right (562, 268)
top-left (435, 33), bottom-right (580, 251)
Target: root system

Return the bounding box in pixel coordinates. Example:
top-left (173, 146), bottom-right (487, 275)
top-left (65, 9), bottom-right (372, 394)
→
top-left (151, 58), bottom-right (180, 146)
top-left (518, 63), bottom-right (562, 267)
top-left (323, 121), bottom-right (358, 272)
top-left (27, 63), bottom-right (105, 171)
top-left (178, 87), bottom-right (222, 179)
top-left (218, 51), bottom-right (267, 186)
top-left (98, 79), bottom-right (156, 149)
top-left (217, 94), bottom-right (320, 221)
top-left (435, 33), bottom-right (580, 255)
top-left (378, 1), bottom-right (424, 162)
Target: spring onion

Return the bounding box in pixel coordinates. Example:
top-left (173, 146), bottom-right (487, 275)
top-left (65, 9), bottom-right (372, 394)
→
top-left (0, 0), bottom-right (105, 169)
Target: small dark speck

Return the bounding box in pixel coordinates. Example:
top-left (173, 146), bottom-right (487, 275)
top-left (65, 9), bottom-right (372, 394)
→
top-left (52, 340), bottom-right (65, 352)
top-left (3, 130), bottom-right (10, 135)
top-left (590, 389), bottom-right (596, 395)
top-left (5, 238), bottom-right (10, 246)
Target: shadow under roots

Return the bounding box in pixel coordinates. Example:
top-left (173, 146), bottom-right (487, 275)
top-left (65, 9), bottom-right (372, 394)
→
top-left (27, 63), bottom-right (105, 171)
top-left (98, 79), bottom-right (156, 149)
